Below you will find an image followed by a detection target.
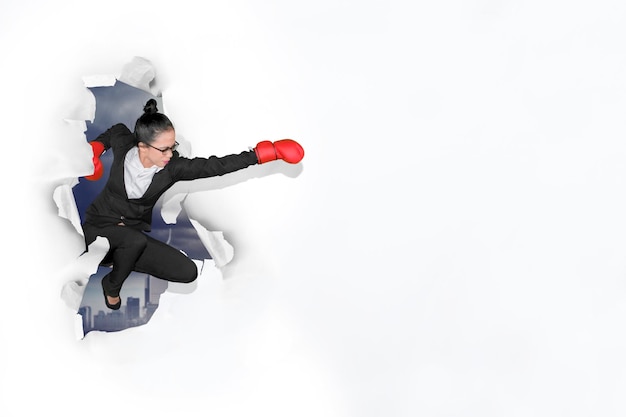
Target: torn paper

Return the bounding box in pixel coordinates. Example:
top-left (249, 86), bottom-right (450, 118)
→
top-left (82, 74), bottom-right (116, 88)
top-left (190, 219), bottom-right (234, 268)
top-left (53, 179), bottom-right (82, 236)
top-left (118, 56), bottom-right (157, 95)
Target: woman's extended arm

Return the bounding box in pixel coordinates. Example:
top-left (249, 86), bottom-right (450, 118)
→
top-left (169, 139), bottom-right (304, 181)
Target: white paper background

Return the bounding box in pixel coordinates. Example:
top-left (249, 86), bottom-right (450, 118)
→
top-left (3, 1), bottom-right (626, 416)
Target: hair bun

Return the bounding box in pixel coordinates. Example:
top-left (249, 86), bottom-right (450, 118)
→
top-left (143, 99), bottom-right (158, 115)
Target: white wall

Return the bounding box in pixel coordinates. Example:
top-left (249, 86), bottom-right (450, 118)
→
top-left (3, 1), bottom-right (626, 416)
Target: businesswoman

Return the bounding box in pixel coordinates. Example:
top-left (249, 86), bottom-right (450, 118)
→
top-left (82, 99), bottom-right (304, 309)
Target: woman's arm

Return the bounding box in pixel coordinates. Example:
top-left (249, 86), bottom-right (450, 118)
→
top-left (169, 150), bottom-right (259, 181)
top-left (85, 124), bottom-right (134, 181)
top-left (91, 123), bottom-right (133, 150)
top-left (169, 139), bottom-right (304, 181)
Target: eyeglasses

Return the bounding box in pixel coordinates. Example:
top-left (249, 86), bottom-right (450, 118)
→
top-left (144, 141), bottom-right (179, 154)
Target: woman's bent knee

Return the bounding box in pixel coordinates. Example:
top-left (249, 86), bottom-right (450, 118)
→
top-left (179, 260), bottom-right (198, 283)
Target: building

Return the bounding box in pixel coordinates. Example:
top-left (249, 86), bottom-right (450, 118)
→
top-left (78, 306), bottom-right (92, 333)
top-left (126, 296), bottom-right (141, 322)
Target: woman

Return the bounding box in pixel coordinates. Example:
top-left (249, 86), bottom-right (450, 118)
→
top-left (82, 99), bottom-right (304, 310)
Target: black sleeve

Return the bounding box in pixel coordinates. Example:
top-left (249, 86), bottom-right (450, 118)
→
top-left (90, 123), bottom-right (134, 150)
top-left (168, 150), bottom-right (259, 181)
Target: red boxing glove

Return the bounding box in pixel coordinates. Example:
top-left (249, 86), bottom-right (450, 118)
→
top-left (254, 139), bottom-right (304, 164)
top-left (85, 141), bottom-right (105, 181)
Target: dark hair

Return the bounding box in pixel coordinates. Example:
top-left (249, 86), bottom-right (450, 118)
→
top-left (134, 99), bottom-right (175, 144)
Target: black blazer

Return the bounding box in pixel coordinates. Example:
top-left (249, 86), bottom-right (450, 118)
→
top-left (84, 123), bottom-right (258, 231)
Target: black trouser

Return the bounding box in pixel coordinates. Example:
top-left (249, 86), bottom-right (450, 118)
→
top-left (83, 223), bottom-right (198, 297)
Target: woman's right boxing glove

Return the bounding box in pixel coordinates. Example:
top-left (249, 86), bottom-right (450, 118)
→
top-left (85, 141), bottom-right (105, 181)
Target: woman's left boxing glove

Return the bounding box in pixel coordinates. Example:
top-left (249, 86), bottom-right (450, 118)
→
top-left (85, 141), bottom-right (105, 181)
top-left (254, 139), bottom-right (304, 164)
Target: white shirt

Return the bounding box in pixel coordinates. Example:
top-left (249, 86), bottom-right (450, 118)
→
top-left (124, 146), bottom-right (164, 198)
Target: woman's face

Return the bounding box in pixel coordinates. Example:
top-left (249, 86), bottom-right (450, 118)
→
top-left (138, 128), bottom-right (176, 168)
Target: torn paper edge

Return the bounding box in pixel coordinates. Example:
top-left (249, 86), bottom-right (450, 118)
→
top-left (61, 236), bottom-right (109, 309)
top-left (117, 56), bottom-right (158, 95)
top-left (82, 74), bottom-right (116, 88)
top-left (189, 219), bottom-right (234, 268)
top-left (160, 193), bottom-right (186, 224)
top-left (53, 181), bottom-right (83, 236)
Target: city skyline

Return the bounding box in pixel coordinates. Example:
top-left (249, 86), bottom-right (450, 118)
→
top-left (78, 273), bottom-right (169, 336)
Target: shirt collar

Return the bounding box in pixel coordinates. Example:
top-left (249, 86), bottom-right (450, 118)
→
top-left (126, 146), bottom-right (164, 173)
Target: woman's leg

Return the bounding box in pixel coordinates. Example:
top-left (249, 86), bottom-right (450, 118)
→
top-left (84, 224), bottom-right (150, 297)
top-left (133, 234), bottom-right (198, 283)
top-left (83, 223), bottom-right (197, 298)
